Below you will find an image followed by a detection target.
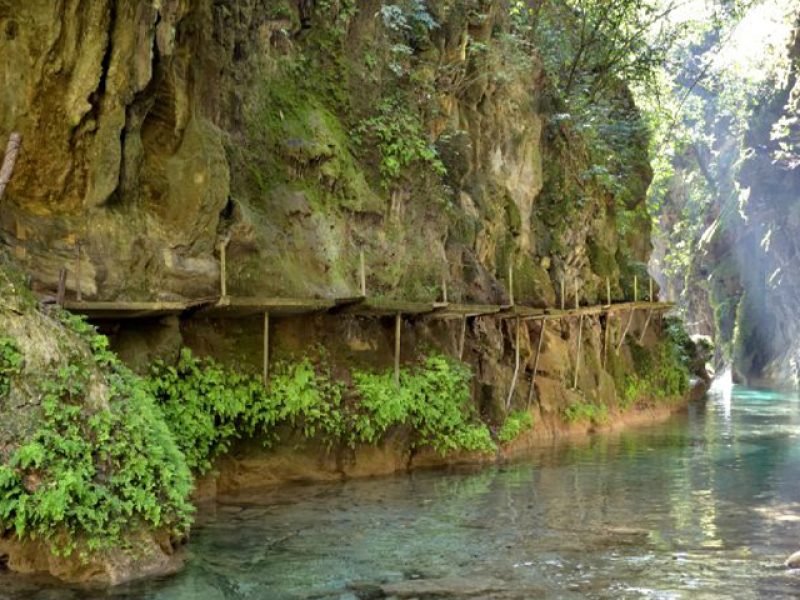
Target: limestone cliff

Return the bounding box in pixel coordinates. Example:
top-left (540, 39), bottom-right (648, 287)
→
top-left (0, 0), bottom-right (649, 304)
top-left (0, 0), bottom-right (661, 407)
top-left (731, 15), bottom-right (800, 383)
top-left (0, 0), bottom-right (702, 585)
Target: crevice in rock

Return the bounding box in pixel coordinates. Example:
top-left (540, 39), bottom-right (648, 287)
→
top-left (77, 1), bottom-right (118, 134)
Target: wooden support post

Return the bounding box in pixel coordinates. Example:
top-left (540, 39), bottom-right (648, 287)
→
top-left (56, 268), bottom-right (67, 307)
top-left (527, 318), bottom-right (546, 408)
top-left (634, 275), bottom-right (638, 303)
top-left (638, 309), bottom-right (653, 343)
top-left (0, 132), bottom-right (21, 201)
top-left (442, 275), bottom-right (448, 304)
top-left (616, 310), bottom-right (634, 354)
top-left (505, 316), bottom-right (521, 410)
top-left (508, 263), bottom-right (515, 305)
top-left (458, 315), bottom-right (467, 360)
top-left (573, 315), bottom-right (584, 389)
top-left (560, 277), bottom-right (565, 310)
top-left (219, 240), bottom-right (228, 298)
top-left (649, 277), bottom-right (654, 302)
top-left (602, 314), bottom-right (610, 368)
top-left (394, 312), bottom-right (402, 386)
top-left (606, 277), bottom-right (611, 306)
top-left (75, 242), bottom-right (82, 302)
top-left (262, 312), bottom-right (270, 386)
top-left (574, 278), bottom-right (579, 309)
top-left (360, 250), bottom-right (366, 297)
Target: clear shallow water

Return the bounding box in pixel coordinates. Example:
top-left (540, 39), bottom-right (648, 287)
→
top-left (4, 385), bottom-right (800, 599)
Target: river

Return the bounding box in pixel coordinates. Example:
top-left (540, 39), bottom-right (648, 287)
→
top-left (3, 384), bottom-right (800, 599)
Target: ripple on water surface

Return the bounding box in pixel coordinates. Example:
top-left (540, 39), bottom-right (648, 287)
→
top-left (3, 386), bottom-right (800, 599)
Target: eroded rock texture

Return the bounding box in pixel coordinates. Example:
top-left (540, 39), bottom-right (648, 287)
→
top-left (0, 0), bottom-right (650, 305)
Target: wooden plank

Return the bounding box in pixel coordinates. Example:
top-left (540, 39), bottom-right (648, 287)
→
top-left (574, 278), bottom-right (579, 310)
top-left (496, 305), bottom-right (546, 320)
top-left (394, 312), bottom-right (401, 386)
top-left (359, 250), bottom-right (366, 297)
top-left (573, 315), bottom-right (583, 389)
top-left (606, 301), bottom-right (674, 313)
top-left (638, 309), bottom-right (653, 343)
top-left (201, 296), bottom-right (336, 318)
top-left (527, 318), bottom-right (546, 408)
top-left (616, 309), bottom-right (635, 354)
top-left (458, 315), bottom-right (467, 360)
top-left (508, 264), bottom-right (515, 306)
top-left (56, 269), bottom-right (66, 307)
top-left (334, 295), bottom-right (366, 307)
top-left (545, 305), bottom-right (604, 318)
top-left (62, 300), bottom-right (190, 319)
top-left (428, 303), bottom-right (504, 319)
top-left (262, 312), bottom-right (270, 386)
top-left (219, 240), bottom-right (228, 298)
top-left (505, 317), bottom-right (521, 410)
top-left (335, 297), bottom-right (435, 317)
top-left (75, 242), bottom-right (82, 302)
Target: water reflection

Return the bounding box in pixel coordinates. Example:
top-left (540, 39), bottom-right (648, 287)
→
top-left (3, 386), bottom-right (800, 599)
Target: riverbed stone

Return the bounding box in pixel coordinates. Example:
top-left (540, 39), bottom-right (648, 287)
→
top-left (785, 550), bottom-right (800, 568)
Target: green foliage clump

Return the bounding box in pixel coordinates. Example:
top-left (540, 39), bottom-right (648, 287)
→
top-left (0, 336), bottom-right (23, 397)
top-left (149, 351), bottom-right (492, 469)
top-left (563, 401), bottom-right (609, 425)
top-left (0, 313), bottom-right (193, 557)
top-left (620, 319), bottom-right (691, 408)
top-left (498, 410), bottom-right (534, 444)
top-left (148, 351), bottom-right (346, 474)
top-left (354, 96), bottom-right (446, 184)
top-left (352, 355), bottom-right (495, 455)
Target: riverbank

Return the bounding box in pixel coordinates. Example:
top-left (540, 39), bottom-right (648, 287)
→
top-left (195, 378), bottom-right (708, 504)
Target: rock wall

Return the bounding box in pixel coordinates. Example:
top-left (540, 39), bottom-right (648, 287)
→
top-left (0, 0), bottom-right (665, 412)
top-left (731, 15), bottom-right (800, 383)
top-left (0, 0), bottom-right (649, 304)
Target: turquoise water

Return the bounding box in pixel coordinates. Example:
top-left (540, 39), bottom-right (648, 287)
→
top-left (3, 385), bottom-right (800, 598)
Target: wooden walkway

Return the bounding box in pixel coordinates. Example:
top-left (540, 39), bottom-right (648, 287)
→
top-left (62, 296), bottom-right (672, 321)
top-left (60, 249), bottom-right (674, 391)
top-left (63, 293), bottom-right (674, 392)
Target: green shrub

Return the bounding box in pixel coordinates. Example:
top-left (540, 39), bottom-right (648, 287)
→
top-left (354, 96), bottom-right (446, 184)
top-left (563, 401), bottom-right (609, 425)
top-left (0, 336), bottom-right (23, 397)
top-left (0, 314), bottom-right (193, 557)
top-left (148, 351), bottom-right (345, 473)
top-left (149, 350), bottom-right (493, 467)
top-left (621, 333), bottom-right (691, 408)
top-left (498, 410), bottom-right (534, 444)
top-left (352, 355), bottom-right (495, 455)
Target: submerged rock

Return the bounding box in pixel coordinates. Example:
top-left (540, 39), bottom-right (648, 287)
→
top-left (0, 533), bottom-right (184, 586)
top-left (784, 550), bottom-right (800, 568)
top-left (379, 575), bottom-right (514, 598)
